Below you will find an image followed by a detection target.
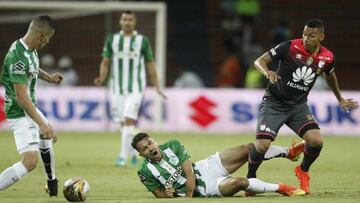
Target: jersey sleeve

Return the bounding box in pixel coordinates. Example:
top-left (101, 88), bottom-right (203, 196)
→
top-left (268, 41), bottom-right (291, 60)
top-left (8, 56), bottom-right (28, 85)
top-left (137, 170), bottom-right (162, 192)
top-left (324, 56), bottom-right (336, 76)
top-left (102, 34), bottom-right (113, 58)
top-left (141, 36), bottom-right (154, 62)
top-left (171, 140), bottom-right (190, 164)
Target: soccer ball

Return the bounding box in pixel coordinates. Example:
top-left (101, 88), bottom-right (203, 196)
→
top-left (63, 177), bottom-right (90, 202)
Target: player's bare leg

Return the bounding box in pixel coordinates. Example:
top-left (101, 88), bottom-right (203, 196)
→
top-left (295, 129), bottom-right (323, 194)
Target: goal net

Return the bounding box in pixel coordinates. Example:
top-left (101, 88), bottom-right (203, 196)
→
top-left (0, 1), bottom-right (167, 130)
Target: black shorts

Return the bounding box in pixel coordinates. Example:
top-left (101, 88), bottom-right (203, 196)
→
top-left (256, 96), bottom-right (320, 141)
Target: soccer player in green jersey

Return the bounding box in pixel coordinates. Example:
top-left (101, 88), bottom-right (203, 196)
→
top-left (94, 11), bottom-right (166, 167)
top-left (132, 133), bottom-right (306, 198)
top-left (0, 15), bottom-right (63, 197)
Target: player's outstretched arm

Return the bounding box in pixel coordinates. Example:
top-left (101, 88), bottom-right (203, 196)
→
top-left (39, 68), bottom-right (63, 84)
top-left (182, 159), bottom-right (196, 198)
top-left (324, 72), bottom-right (359, 112)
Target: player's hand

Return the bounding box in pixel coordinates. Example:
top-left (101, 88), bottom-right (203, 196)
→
top-left (156, 87), bottom-right (167, 100)
top-left (265, 70), bottom-right (281, 84)
top-left (39, 123), bottom-right (57, 143)
top-left (51, 73), bottom-right (63, 84)
top-left (165, 187), bottom-right (175, 197)
top-left (94, 76), bottom-right (105, 86)
top-left (339, 98), bottom-right (359, 113)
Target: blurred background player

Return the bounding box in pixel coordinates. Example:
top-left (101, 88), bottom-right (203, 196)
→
top-left (94, 11), bottom-right (166, 167)
top-left (0, 15), bottom-right (63, 197)
top-left (57, 56), bottom-right (78, 86)
top-left (132, 132), bottom-right (305, 198)
top-left (247, 18), bottom-right (359, 194)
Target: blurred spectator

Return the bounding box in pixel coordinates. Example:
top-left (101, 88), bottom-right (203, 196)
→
top-left (57, 56), bottom-right (78, 86)
top-left (216, 54), bottom-right (242, 87)
top-left (270, 19), bottom-right (293, 47)
top-left (235, 0), bottom-right (260, 26)
top-left (38, 53), bottom-right (56, 87)
top-left (174, 67), bottom-right (204, 88)
top-left (245, 66), bottom-right (266, 88)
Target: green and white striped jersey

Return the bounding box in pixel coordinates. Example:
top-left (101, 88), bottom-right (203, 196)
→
top-left (137, 140), bottom-right (206, 197)
top-left (102, 31), bottom-right (154, 95)
top-left (1, 39), bottom-right (39, 119)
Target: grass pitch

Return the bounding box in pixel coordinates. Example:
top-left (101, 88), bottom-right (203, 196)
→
top-left (0, 131), bottom-right (359, 203)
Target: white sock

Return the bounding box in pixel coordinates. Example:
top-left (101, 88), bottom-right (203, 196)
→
top-left (119, 125), bottom-right (135, 161)
top-left (39, 139), bottom-right (56, 180)
top-left (0, 162), bottom-right (28, 190)
top-left (264, 145), bottom-right (288, 160)
top-left (246, 178), bottom-right (279, 193)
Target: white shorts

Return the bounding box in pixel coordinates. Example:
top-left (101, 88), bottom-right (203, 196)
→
top-left (110, 93), bottom-right (144, 122)
top-left (7, 108), bottom-right (48, 154)
top-left (194, 152), bottom-right (230, 197)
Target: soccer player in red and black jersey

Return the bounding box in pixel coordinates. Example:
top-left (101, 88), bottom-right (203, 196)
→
top-left (246, 19), bottom-right (359, 194)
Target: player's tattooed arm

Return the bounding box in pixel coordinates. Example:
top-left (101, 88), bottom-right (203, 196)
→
top-left (254, 52), bottom-right (281, 84)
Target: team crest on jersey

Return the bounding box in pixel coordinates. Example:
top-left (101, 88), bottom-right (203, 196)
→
top-left (168, 155), bottom-right (179, 165)
top-left (306, 57), bottom-right (313, 66)
top-left (10, 61), bottom-right (26, 74)
top-left (318, 60), bottom-right (325, 68)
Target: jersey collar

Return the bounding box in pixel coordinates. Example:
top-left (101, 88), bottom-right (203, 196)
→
top-left (120, 30), bottom-right (138, 36)
top-left (19, 38), bottom-right (30, 51)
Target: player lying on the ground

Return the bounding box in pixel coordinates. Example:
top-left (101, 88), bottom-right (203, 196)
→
top-left (131, 133), bottom-right (306, 198)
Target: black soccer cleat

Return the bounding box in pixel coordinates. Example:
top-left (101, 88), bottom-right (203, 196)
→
top-left (46, 178), bottom-right (58, 197)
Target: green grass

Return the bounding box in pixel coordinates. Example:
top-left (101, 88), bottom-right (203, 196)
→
top-left (0, 131), bottom-right (359, 203)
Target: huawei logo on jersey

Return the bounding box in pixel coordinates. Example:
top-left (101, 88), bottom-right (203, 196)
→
top-left (292, 66), bottom-right (315, 85)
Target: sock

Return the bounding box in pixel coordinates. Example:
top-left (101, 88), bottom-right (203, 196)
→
top-left (301, 144), bottom-right (322, 172)
top-left (119, 125), bottom-right (135, 161)
top-left (247, 147), bottom-right (265, 178)
top-left (246, 178), bottom-right (279, 193)
top-left (264, 145), bottom-right (288, 160)
top-left (39, 139), bottom-right (56, 180)
top-left (0, 162), bottom-right (28, 190)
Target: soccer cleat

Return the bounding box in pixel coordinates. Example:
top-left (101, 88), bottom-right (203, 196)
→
top-left (287, 140), bottom-right (305, 161)
top-left (114, 158), bottom-right (126, 167)
top-left (45, 178), bottom-right (58, 197)
top-left (294, 165), bottom-right (310, 194)
top-left (131, 155), bottom-right (138, 166)
top-left (278, 183), bottom-right (306, 196)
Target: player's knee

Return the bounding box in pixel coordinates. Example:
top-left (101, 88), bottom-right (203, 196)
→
top-left (232, 177), bottom-right (249, 190)
top-left (21, 155), bottom-right (38, 171)
top-left (255, 141), bottom-right (270, 154)
top-left (304, 132), bottom-right (323, 147)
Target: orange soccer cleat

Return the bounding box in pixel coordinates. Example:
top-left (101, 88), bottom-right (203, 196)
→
top-left (278, 183), bottom-right (306, 196)
top-left (287, 140), bottom-right (305, 161)
top-left (294, 165), bottom-right (310, 194)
